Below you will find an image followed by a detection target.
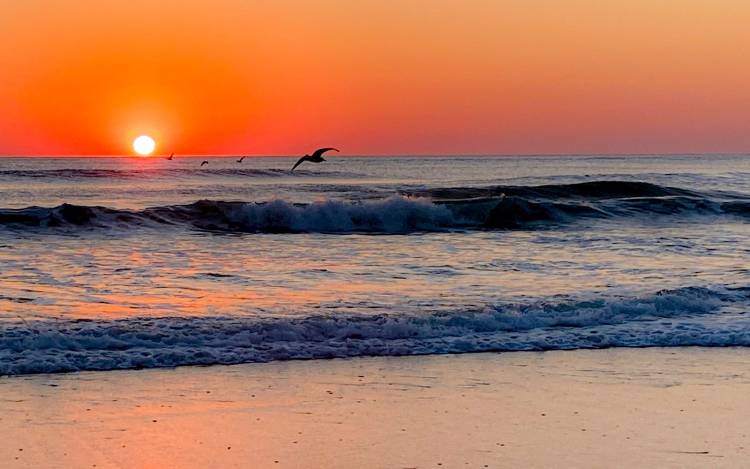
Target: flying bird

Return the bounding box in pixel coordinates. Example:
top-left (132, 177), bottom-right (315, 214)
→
top-left (237, 156), bottom-right (246, 163)
top-left (200, 160), bottom-right (209, 167)
top-left (291, 147), bottom-right (339, 172)
top-left (166, 153), bottom-right (174, 160)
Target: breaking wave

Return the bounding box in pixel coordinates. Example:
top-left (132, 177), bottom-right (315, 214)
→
top-left (2, 285), bottom-right (748, 375)
top-left (0, 181), bottom-right (747, 233)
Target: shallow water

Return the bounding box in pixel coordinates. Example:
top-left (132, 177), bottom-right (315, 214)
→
top-left (1, 155), bottom-right (749, 374)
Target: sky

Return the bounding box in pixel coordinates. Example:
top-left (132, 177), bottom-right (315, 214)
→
top-left (1, 0), bottom-right (749, 156)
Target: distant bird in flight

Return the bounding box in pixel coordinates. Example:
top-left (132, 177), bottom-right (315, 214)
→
top-left (166, 153), bottom-right (175, 161)
top-left (237, 156), bottom-right (246, 163)
top-left (200, 160), bottom-right (209, 167)
top-left (291, 147), bottom-right (339, 172)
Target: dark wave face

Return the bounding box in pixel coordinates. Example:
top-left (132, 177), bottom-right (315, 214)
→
top-left (0, 181), bottom-right (748, 233)
top-left (404, 180), bottom-right (704, 200)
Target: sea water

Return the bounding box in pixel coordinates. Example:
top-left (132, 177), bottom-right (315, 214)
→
top-left (1, 155), bottom-right (748, 374)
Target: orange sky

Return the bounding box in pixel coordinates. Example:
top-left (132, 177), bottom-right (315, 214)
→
top-left (1, 0), bottom-right (749, 156)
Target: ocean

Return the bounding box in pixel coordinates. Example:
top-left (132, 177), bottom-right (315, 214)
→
top-left (1, 154), bottom-right (749, 375)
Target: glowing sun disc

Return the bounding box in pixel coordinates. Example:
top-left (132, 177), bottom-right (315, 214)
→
top-left (133, 135), bottom-right (156, 155)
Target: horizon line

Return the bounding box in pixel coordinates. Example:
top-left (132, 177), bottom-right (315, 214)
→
top-left (1, 152), bottom-right (749, 159)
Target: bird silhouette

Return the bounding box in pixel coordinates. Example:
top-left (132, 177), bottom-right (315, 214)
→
top-left (166, 153), bottom-right (174, 160)
top-left (237, 156), bottom-right (246, 163)
top-left (200, 160), bottom-right (209, 167)
top-left (291, 148), bottom-right (338, 171)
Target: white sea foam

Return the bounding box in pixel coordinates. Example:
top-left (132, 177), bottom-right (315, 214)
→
top-left (219, 197), bottom-right (462, 232)
top-left (2, 286), bottom-right (747, 375)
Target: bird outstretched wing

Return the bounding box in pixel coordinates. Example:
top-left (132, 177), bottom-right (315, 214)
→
top-left (311, 147), bottom-right (339, 159)
top-left (291, 155), bottom-right (310, 171)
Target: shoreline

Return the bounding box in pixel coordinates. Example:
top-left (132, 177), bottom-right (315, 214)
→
top-left (1, 343), bottom-right (747, 379)
top-left (2, 347), bottom-right (749, 468)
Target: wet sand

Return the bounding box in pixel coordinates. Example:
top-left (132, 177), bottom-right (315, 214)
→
top-left (1, 348), bottom-right (749, 468)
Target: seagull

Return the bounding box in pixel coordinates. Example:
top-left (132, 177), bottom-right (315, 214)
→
top-left (166, 153), bottom-right (175, 160)
top-left (291, 147), bottom-right (339, 172)
top-left (200, 160), bottom-right (209, 167)
top-left (237, 156), bottom-right (246, 163)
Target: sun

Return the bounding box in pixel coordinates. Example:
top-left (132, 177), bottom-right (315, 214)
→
top-left (133, 135), bottom-right (156, 156)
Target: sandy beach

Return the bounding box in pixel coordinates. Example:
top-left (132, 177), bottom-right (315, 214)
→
top-left (1, 347), bottom-right (748, 468)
